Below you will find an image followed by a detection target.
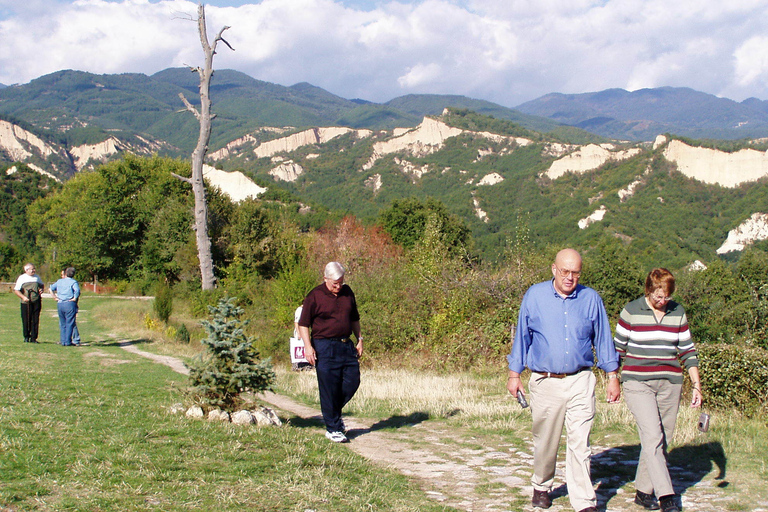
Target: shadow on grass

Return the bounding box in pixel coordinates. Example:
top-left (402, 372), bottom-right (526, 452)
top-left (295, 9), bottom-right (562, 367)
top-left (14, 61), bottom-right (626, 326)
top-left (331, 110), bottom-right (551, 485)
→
top-left (94, 338), bottom-right (153, 347)
top-left (560, 441), bottom-right (729, 511)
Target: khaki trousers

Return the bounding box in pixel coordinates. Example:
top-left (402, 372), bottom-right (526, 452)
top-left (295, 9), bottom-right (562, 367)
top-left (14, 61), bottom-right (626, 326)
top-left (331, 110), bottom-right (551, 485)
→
top-left (529, 370), bottom-right (596, 511)
top-left (623, 379), bottom-right (681, 498)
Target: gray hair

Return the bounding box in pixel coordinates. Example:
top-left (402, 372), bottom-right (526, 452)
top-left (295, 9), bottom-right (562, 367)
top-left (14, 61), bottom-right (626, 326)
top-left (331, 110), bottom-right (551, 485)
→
top-left (65, 267), bottom-right (76, 278)
top-left (23, 262), bottom-right (35, 271)
top-left (324, 262), bottom-right (345, 280)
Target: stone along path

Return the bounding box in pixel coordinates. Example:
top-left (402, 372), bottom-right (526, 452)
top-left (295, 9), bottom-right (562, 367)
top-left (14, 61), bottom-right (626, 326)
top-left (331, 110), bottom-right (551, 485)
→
top-left (117, 342), bottom-right (748, 512)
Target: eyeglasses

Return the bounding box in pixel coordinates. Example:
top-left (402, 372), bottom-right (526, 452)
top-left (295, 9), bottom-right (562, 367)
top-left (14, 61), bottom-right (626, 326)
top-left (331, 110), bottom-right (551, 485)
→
top-left (650, 293), bottom-right (671, 302)
top-left (555, 267), bottom-right (581, 278)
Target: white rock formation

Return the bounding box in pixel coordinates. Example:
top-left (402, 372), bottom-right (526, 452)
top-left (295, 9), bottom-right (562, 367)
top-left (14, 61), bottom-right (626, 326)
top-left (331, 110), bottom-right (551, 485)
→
top-left (209, 134), bottom-right (259, 161)
top-left (365, 173), bottom-right (382, 193)
top-left (231, 410), bottom-right (255, 425)
top-left (546, 144), bottom-right (642, 179)
top-left (252, 127), bottom-right (372, 159)
top-left (473, 196), bottom-right (489, 223)
top-left (269, 161), bottom-right (305, 182)
top-left (687, 260), bottom-right (708, 271)
top-left (394, 157), bottom-right (430, 180)
top-left (578, 205), bottom-right (607, 229)
top-left (477, 172), bottom-right (504, 186)
top-left (542, 142), bottom-right (578, 158)
top-left (185, 405), bottom-right (204, 419)
top-left (0, 120), bottom-right (55, 161)
top-left (716, 213), bottom-right (768, 254)
top-left (202, 164), bottom-right (266, 202)
top-left (70, 137), bottom-right (123, 170)
top-left (663, 140), bottom-right (768, 187)
top-left (5, 164), bottom-right (60, 182)
top-left (653, 134), bottom-right (668, 150)
top-left (363, 117), bottom-right (533, 171)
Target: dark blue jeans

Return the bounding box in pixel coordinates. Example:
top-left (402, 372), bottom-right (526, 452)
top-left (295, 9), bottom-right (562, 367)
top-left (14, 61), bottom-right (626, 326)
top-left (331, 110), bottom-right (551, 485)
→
top-left (313, 338), bottom-right (360, 432)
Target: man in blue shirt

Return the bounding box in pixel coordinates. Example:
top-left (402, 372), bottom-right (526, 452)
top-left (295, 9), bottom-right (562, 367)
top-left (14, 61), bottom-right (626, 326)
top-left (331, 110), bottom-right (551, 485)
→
top-left (507, 249), bottom-right (620, 512)
top-left (49, 267), bottom-right (81, 347)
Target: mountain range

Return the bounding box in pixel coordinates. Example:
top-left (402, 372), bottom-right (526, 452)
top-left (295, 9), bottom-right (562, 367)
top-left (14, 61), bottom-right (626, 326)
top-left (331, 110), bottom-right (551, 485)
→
top-left (1, 68), bottom-right (767, 268)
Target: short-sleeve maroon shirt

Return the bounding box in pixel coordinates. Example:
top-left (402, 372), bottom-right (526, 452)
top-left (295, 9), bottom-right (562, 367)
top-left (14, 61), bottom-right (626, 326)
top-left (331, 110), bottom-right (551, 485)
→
top-left (298, 283), bottom-right (360, 339)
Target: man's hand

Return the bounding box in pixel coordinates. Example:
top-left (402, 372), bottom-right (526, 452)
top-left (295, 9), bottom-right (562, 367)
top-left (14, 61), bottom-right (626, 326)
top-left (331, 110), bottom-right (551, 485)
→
top-left (304, 345), bottom-right (316, 366)
top-left (355, 340), bottom-right (364, 358)
top-left (606, 374), bottom-right (621, 403)
top-left (506, 372), bottom-right (524, 398)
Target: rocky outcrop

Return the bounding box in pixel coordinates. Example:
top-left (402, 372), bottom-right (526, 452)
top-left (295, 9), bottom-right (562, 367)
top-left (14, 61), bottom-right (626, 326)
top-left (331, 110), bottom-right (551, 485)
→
top-left (365, 173), bottom-right (382, 193)
top-left (70, 137), bottom-right (123, 170)
top-left (0, 120), bottom-right (56, 160)
top-left (546, 145), bottom-right (642, 179)
top-left (578, 205), bottom-right (607, 229)
top-left (473, 196), bottom-right (489, 223)
top-left (477, 172), bottom-right (504, 186)
top-left (269, 161), bottom-right (304, 182)
top-left (663, 140), bottom-right (768, 187)
top-left (394, 157), bottom-right (430, 181)
top-left (202, 164), bottom-right (266, 202)
top-left (363, 117), bottom-right (533, 171)
top-left (716, 213), bottom-right (768, 254)
top-left (5, 164), bottom-right (60, 182)
top-left (253, 127), bottom-right (372, 159)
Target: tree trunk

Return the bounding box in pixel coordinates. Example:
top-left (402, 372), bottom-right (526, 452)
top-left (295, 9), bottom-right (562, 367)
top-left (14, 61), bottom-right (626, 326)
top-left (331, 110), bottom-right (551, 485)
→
top-left (176, 4), bottom-right (232, 291)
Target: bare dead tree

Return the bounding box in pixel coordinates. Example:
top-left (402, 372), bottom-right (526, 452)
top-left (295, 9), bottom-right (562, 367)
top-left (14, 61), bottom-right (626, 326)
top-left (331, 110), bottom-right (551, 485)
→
top-left (173, 3), bottom-right (233, 290)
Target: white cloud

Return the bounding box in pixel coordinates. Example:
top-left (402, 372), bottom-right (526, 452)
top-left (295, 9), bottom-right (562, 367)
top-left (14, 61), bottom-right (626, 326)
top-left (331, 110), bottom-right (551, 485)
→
top-left (0, 0), bottom-right (767, 106)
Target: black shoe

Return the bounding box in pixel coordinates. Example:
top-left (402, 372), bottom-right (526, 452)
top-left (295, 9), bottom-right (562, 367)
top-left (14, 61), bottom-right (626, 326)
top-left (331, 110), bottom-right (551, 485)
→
top-left (532, 489), bottom-right (552, 509)
top-left (659, 495), bottom-right (680, 512)
top-left (635, 490), bottom-right (660, 510)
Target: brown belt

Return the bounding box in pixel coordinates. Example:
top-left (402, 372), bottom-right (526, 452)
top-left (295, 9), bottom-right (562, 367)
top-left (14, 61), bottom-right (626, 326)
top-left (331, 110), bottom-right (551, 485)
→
top-left (532, 369), bottom-right (586, 379)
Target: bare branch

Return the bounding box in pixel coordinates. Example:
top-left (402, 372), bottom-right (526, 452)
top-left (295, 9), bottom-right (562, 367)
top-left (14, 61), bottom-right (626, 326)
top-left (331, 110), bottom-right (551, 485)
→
top-left (171, 172), bottom-right (193, 184)
top-left (218, 36), bottom-right (235, 52)
top-left (178, 92), bottom-right (201, 120)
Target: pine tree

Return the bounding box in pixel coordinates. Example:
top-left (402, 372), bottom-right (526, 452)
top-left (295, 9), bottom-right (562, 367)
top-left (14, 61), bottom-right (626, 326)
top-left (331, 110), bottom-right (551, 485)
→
top-left (186, 297), bottom-right (275, 410)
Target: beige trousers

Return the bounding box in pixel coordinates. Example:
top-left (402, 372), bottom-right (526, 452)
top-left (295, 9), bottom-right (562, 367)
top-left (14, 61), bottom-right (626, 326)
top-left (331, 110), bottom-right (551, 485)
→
top-left (529, 370), bottom-right (596, 512)
top-left (623, 379), bottom-right (682, 498)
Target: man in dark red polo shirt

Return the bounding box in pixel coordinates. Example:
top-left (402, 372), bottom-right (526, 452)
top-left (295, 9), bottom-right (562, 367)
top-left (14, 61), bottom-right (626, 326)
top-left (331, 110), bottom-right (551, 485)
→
top-left (298, 262), bottom-right (363, 443)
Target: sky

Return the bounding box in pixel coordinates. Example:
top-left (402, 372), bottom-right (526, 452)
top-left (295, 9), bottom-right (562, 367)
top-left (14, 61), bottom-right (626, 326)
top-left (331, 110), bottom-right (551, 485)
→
top-left (1, 0), bottom-right (768, 107)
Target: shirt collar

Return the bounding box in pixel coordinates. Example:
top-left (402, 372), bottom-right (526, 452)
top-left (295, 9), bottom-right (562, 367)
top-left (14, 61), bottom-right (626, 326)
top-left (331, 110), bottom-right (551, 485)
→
top-left (549, 279), bottom-right (580, 299)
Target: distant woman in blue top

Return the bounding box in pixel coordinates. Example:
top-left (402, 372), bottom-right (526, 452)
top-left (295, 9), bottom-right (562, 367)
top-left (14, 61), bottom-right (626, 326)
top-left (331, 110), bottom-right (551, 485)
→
top-left (50, 267), bottom-right (81, 347)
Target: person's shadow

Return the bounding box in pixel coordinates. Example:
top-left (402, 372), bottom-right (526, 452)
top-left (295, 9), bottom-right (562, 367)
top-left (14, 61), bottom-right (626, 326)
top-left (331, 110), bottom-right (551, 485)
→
top-left (582, 441), bottom-right (728, 510)
top-left (287, 411), bottom-right (430, 438)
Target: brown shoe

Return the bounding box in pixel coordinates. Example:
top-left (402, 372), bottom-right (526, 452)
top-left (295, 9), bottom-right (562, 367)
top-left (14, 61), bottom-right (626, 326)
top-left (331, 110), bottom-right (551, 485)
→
top-left (532, 489), bottom-right (552, 509)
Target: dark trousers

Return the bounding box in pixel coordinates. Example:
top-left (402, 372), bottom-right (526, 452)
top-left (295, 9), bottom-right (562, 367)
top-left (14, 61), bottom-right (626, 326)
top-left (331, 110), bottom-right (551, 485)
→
top-left (314, 338), bottom-right (361, 432)
top-left (20, 300), bottom-right (42, 342)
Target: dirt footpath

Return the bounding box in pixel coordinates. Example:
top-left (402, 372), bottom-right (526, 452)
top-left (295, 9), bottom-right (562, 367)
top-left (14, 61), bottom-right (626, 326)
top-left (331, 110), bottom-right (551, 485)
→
top-left (119, 342), bottom-right (752, 512)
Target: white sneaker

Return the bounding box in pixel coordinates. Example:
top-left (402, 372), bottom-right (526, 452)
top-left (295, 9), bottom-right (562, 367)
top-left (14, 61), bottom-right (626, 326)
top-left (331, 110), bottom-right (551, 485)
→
top-left (325, 431), bottom-right (349, 443)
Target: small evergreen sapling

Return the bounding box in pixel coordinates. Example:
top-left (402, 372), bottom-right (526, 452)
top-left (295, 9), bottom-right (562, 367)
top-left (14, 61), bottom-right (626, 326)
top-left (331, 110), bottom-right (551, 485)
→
top-left (186, 297), bottom-right (275, 410)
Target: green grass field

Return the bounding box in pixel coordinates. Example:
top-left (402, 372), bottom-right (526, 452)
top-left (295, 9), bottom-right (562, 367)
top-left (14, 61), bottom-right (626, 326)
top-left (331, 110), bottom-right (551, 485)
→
top-left (0, 292), bottom-right (456, 512)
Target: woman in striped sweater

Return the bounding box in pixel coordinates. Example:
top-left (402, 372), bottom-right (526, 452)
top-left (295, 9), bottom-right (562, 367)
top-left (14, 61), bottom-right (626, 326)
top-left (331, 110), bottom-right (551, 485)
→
top-left (614, 268), bottom-right (702, 512)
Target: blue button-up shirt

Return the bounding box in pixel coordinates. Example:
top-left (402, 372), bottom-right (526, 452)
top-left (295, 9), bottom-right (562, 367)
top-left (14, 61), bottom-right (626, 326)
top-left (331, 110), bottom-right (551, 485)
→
top-left (507, 280), bottom-right (619, 374)
top-left (50, 277), bottom-right (80, 302)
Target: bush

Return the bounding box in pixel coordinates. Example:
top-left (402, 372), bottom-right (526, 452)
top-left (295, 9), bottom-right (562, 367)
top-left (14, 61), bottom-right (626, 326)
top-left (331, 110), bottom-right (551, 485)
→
top-left (176, 323), bottom-right (191, 344)
top-left (186, 297), bottom-right (276, 410)
top-left (153, 281), bottom-right (173, 324)
top-left (698, 343), bottom-right (768, 417)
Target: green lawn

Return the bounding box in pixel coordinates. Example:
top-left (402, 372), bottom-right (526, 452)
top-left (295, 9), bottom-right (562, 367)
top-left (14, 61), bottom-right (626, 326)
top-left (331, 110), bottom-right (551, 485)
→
top-left (0, 292), bottom-right (456, 511)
